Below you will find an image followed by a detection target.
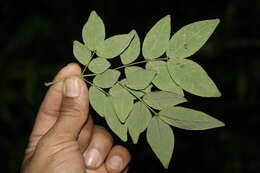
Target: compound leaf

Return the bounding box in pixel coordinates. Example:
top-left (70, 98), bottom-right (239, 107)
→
top-left (126, 69), bottom-right (156, 90)
top-left (147, 116), bottom-right (174, 169)
top-left (73, 41), bottom-right (92, 65)
top-left (146, 61), bottom-right (184, 95)
top-left (143, 91), bottom-right (187, 110)
top-left (89, 86), bottom-right (107, 117)
top-left (159, 106), bottom-right (225, 130)
top-left (111, 95), bottom-right (134, 123)
top-left (167, 58), bottom-right (221, 97)
top-left (120, 30), bottom-right (140, 64)
top-left (142, 15), bottom-right (171, 59)
top-left (167, 19), bottom-right (220, 58)
top-left (105, 97), bottom-right (128, 141)
top-left (93, 69), bottom-right (120, 88)
top-left (89, 57), bottom-right (111, 73)
top-left (82, 11), bottom-right (105, 51)
top-left (96, 33), bottom-right (134, 59)
top-left (127, 102), bottom-right (152, 144)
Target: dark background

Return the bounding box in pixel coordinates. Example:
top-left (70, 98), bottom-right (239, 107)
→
top-left (1, 0), bottom-right (259, 172)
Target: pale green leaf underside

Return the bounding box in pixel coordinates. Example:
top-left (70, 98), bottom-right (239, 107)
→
top-left (124, 66), bottom-right (143, 78)
top-left (73, 41), bottom-right (92, 65)
top-left (96, 33), bottom-right (134, 59)
top-left (93, 69), bottom-right (120, 88)
top-left (143, 15), bottom-right (171, 59)
top-left (167, 58), bottom-right (221, 97)
top-left (143, 91), bottom-right (187, 110)
top-left (146, 61), bottom-right (184, 96)
top-left (89, 86), bottom-right (107, 117)
top-left (120, 79), bottom-right (153, 99)
top-left (109, 82), bottom-right (134, 99)
top-left (82, 11), bottom-right (105, 51)
top-left (88, 57), bottom-right (111, 73)
top-left (104, 97), bottom-right (128, 141)
top-left (167, 19), bottom-right (220, 58)
top-left (147, 116), bottom-right (174, 168)
top-left (122, 68), bottom-right (154, 98)
top-left (159, 106), bottom-right (225, 130)
top-left (126, 69), bottom-right (156, 90)
top-left (120, 30), bottom-right (140, 64)
top-left (111, 95), bottom-right (133, 123)
top-left (130, 84), bottom-right (153, 98)
top-left (127, 101), bottom-right (152, 144)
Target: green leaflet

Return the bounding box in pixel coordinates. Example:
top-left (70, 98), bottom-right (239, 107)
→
top-left (120, 79), bottom-right (153, 99)
top-left (146, 61), bottom-right (184, 96)
top-left (159, 106), bottom-right (225, 130)
top-left (167, 19), bottom-right (220, 58)
top-left (109, 82), bottom-right (134, 99)
top-left (126, 69), bottom-right (156, 90)
top-left (82, 11), bottom-right (105, 51)
top-left (147, 116), bottom-right (174, 169)
top-left (120, 30), bottom-right (140, 64)
top-left (111, 95), bottom-right (134, 123)
top-left (73, 40), bottom-right (92, 65)
top-left (89, 86), bottom-right (107, 117)
top-left (96, 33), bottom-right (134, 59)
top-left (93, 69), bottom-right (120, 88)
top-left (143, 91), bottom-right (187, 110)
top-left (104, 97), bottom-right (128, 141)
top-left (88, 57), bottom-right (111, 73)
top-left (124, 66), bottom-right (143, 77)
top-left (127, 102), bottom-right (152, 144)
top-left (122, 69), bottom-right (153, 98)
top-left (129, 85), bottom-right (153, 99)
top-left (131, 84), bottom-right (153, 98)
top-left (167, 58), bottom-right (221, 97)
top-left (142, 15), bottom-right (171, 59)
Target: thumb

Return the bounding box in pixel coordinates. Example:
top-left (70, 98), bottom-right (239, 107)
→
top-left (49, 76), bottom-right (89, 140)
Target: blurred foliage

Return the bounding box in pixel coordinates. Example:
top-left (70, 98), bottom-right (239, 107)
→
top-left (0, 0), bottom-right (260, 172)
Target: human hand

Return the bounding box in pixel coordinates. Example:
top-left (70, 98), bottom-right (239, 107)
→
top-left (21, 63), bottom-right (130, 173)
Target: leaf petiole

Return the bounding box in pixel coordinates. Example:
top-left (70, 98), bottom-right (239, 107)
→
top-left (81, 57), bottom-right (170, 79)
top-left (114, 57), bottom-right (169, 70)
top-left (44, 74), bottom-right (81, 87)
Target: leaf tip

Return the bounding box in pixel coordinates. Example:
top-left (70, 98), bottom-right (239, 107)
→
top-left (162, 15), bottom-right (171, 25)
top-left (90, 10), bottom-right (98, 16)
top-left (164, 14), bottom-right (171, 21)
top-left (214, 90), bottom-right (222, 97)
top-left (210, 18), bottom-right (221, 26)
top-left (162, 162), bottom-right (170, 169)
top-left (73, 40), bottom-right (78, 45)
top-left (217, 120), bottom-right (225, 128)
top-left (129, 29), bottom-right (137, 34)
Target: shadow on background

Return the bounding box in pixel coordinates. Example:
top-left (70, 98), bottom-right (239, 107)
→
top-left (1, 0), bottom-right (260, 172)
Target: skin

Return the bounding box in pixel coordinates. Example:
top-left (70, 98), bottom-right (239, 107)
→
top-left (21, 63), bottom-right (131, 173)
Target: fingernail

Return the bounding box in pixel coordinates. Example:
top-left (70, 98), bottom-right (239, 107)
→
top-left (84, 148), bottom-right (102, 168)
top-left (64, 77), bottom-right (81, 97)
top-left (107, 156), bottom-right (123, 171)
